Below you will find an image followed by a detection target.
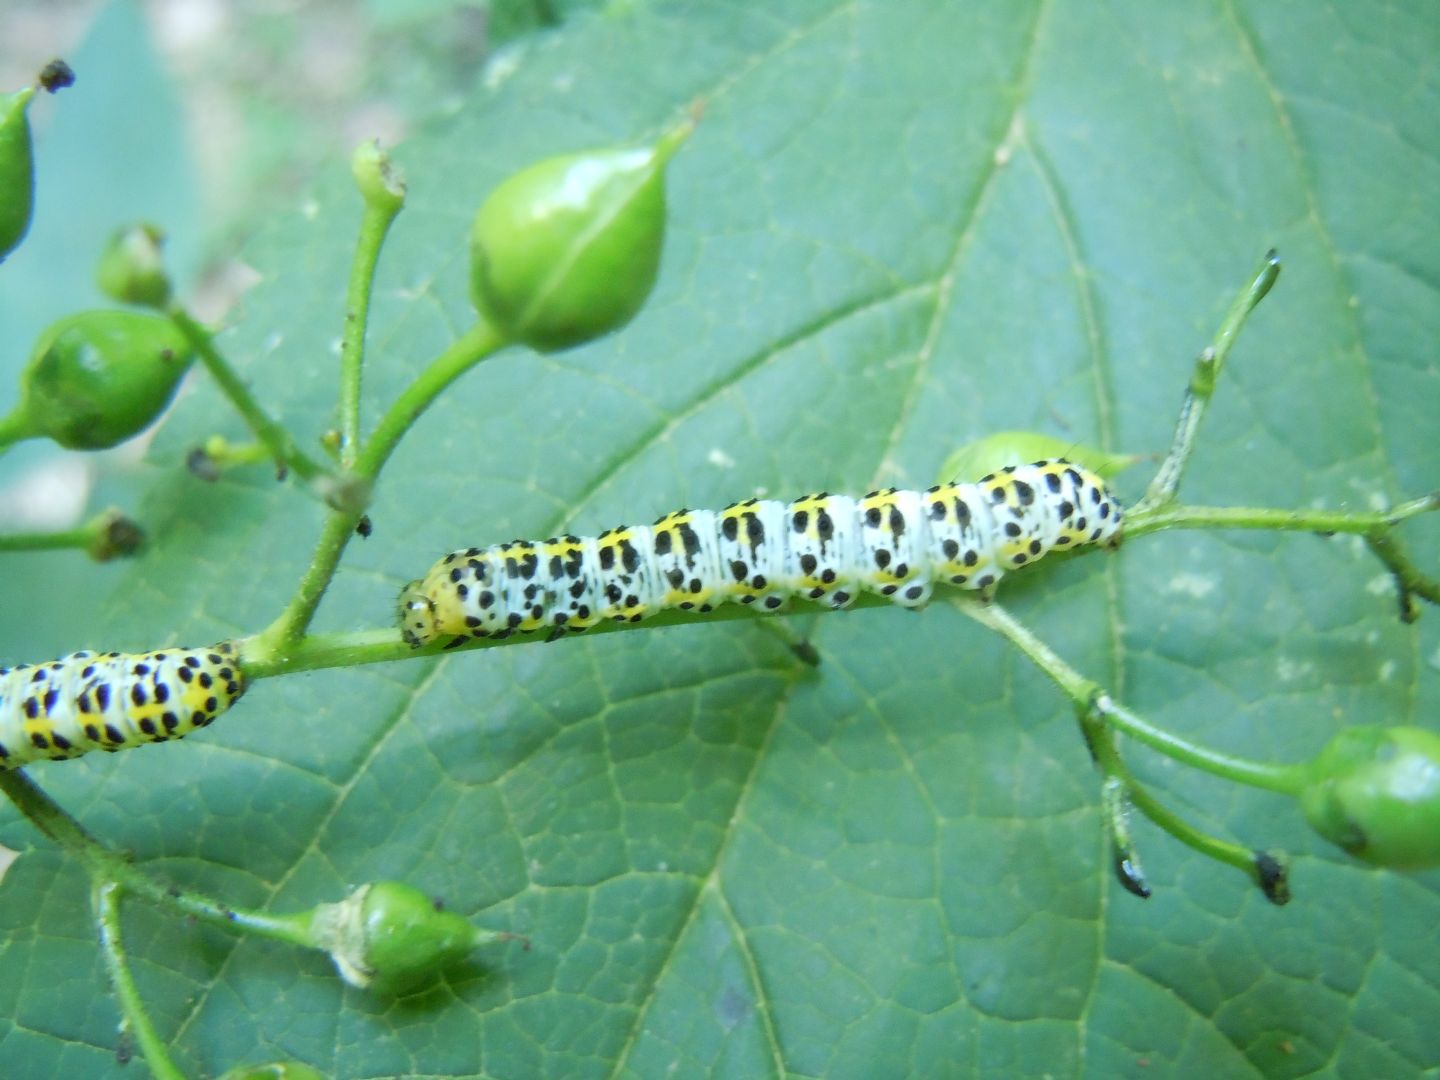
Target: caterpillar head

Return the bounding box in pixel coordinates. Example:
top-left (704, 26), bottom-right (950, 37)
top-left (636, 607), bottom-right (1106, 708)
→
top-left (398, 581), bottom-right (438, 648)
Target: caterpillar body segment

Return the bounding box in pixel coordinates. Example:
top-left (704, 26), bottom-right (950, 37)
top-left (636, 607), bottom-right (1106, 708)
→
top-left (399, 459), bottom-right (1123, 649)
top-left (0, 643), bottom-right (245, 769)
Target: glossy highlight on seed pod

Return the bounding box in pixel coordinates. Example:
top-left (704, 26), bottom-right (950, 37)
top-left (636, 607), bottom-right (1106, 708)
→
top-left (2, 310), bottom-right (196, 450)
top-left (469, 116), bottom-right (693, 351)
top-left (0, 85), bottom-right (36, 262)
top-left (1299, 725), bottom-right (1440, 869)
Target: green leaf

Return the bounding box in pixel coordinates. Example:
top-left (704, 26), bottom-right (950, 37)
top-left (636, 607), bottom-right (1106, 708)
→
top-left (3, 2), bottom-right (1439, 1077)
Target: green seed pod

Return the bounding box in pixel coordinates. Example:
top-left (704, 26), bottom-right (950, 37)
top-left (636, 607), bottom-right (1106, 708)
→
top-left (96, 222), bottom-right (172, 308)
top-left (216, 1063), bottom-right (327, 1080)
top-left (937, 431), bottom-right (1139, 486)
top-left (469, 117), bottom-right (692, 351)
top-left (6, 310), bottom-right (195, 449)
top-left (1300, 725), bottom-right (1440, 869)
top-left (0, 86), bottom-right (36, 262)
top-left (309, 881), bottom-right (496, 992)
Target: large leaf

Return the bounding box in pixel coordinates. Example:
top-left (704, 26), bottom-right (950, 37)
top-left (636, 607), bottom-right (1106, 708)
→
top-left (3, 2), bottom-right (1438, 1076)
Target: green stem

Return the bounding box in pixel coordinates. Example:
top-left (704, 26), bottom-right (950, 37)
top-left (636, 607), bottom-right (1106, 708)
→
top-left (1367, 526), bottom-right (1440, 622)
top-left (254, 507), bottom-right (366, 655)
top-left (92, 881), bottom-right (188, 1080)
top-left (0, 770), bottom-right (314, 947)
top-left (0, 508), bottom-right (143, 560)
top-left (354, 320), bottom-right (505, 478)
top-left (338, 194), bottom-right (403, 470)
top-left (237, 591), bottom-right (905, 679)
top-left (252, 321), bottom-right (506, 653)
top-left (1124, 495), bottom-right (1437, 539)
top-left (1135, 250), bottom-right (1281, 512)
top-left (957, 600), bottom-right (1302, 793)
top-left (0, 522), bottom-right (94, 552)
top-left (0, 406), bottom-right (37, 451)
top-left (166, 306), bottom-right (328, 483)
top-left (1098, 775), bottom-right (1150, 898)
top-left (1117, 766), bottom-right (1289, 903)
top-left (1091, 691), bottom-right (1305, 795)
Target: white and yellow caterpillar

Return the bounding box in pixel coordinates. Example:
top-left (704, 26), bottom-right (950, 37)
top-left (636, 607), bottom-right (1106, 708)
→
top-left (400, 459), bottom-right (1122, 647)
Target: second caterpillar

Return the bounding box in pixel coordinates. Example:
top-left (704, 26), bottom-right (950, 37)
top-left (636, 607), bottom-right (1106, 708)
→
top-left (399, 458), bottom-right (1123, 648)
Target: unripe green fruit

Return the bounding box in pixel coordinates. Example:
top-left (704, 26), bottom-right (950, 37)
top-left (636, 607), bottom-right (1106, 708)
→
top-left (357, 880), bottom-right (481, 991)
top-left (12, 310), bottom-right (195, 449)
top-left (469, 119), bottom-right (691, 351)
top-left (96, 222), bottom-right (172, 307)
top-left (937, 431), bottom-right (1138, 486)
top-left (309, 881), bottom-right (492, 992)
top-left (0, 86), bottom-right (36, 261)
top-left (1300, 726), bottom-right (1440, 869)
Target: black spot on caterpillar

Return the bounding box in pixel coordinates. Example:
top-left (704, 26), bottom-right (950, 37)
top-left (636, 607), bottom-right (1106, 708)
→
top-left (399, 459), bottom-right (1122, 647)
top-left (0, 643), bottom-right (245, 769)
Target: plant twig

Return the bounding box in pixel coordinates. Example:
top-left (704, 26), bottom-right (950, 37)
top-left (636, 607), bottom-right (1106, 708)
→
top-left (93, 881), bottom-right (187, 1080)
top-left (339, 153), bottom-right (405, 469)
top-left (166, 306), bottom-right (329, 483)
top-left (1367, 523), bottom-right (1440, 622)
top-left (0, 508), bottom-right (143, 559)
top-left (252, 320), bottom-right (504, 653)
top-left (957, 598), bottom-right (1297, 901)
top-left (354, 320), bottom-right (505, 478)
top-left (0, 770), bottom-right (314, 946)
top-left (1135, 250), bottom-right (1281, 513)
top-left (1124, 495), bottom-right (1437, 539)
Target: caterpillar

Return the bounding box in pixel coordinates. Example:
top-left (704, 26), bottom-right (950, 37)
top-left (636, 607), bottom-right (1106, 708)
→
top-left (400, 458), bottom-right (1122, 648)
top-left (0, 643), bottom-right (245, 770)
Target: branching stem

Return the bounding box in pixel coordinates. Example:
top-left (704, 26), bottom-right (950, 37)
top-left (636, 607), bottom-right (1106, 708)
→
top-left (0, 770), bottom-right (315, 946)
top-left (1135, 250), bottom-right (1281, 513)
top-left (93, 881), bottom-right (187, 1080)
top-left (958, 598), bottom-right (1298, 901)
top-left (354, 320), bottom-right (505, 478)
top-left (252, 320), bottom-right (506, 655)
top-left (166, 306), bottom-right (329, 483)
top-left (1367, 525), bottom-right (1440, 622)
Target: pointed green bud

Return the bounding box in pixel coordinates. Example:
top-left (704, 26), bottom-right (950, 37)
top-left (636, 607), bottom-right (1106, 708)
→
top-left (351, 139), bottom-right (406, 215)
top-left (469, 116), bottom-right (693, 351)
top-left (96, 222), bottom-right (172, 308)
top-left (217, 1063), bottom-right (326, 1080)
top-left (1300, 725), bottom-right (1440, 869)
top-left (0, 86), bottom-right (36, 262)
top-left (937, 431), bottom-right (1139, 486)
top-left (309, 881), bottom-right (501, 992)
top-left (5, 310), bottom-right (195, 449)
